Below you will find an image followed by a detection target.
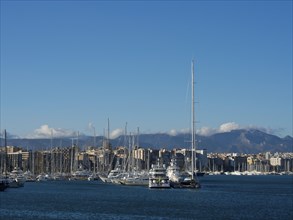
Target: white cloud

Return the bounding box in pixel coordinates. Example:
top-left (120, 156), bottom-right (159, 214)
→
top-left (219, 122), bottom-right (240, 133)
top-left (244, 125), bottom-right (282, 135)
top-left (165, 123), bottom-right (283, 137)
top-left (168, 129), bottom-right (178, 136)
top-left (197, 127), bottom-right (217, 136)
top-left (197, 122), bottom-right (240, 136)
top-left (27, 124), bottom-right (76, 139)
top-left (110, 128), bottom-right (124, 139)
top-left (166, 122), bottom-right (240, 137)
top-left (168, 128), bottom-right (190, 136)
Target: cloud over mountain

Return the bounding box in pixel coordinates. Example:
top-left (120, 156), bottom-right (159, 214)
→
top-left (197, 122), bottom-right (240, 136)
top-left (167, 128), bottom-right (190, 136)
top-left (26, 124), bottom-right (77, 139)
top-left (196, 122), bottom-right (285, 137)
top-left (110, 128), bottom-right (124, 139)
top-left (1, 126), bottom-right (292, 153)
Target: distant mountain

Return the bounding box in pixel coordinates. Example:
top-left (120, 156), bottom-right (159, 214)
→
top-left (0, 129), bottom-right (292, 153)
top-left (198, 129), bottom-right (292, 153)
top-left (137, 129), bottom-right (292, 153)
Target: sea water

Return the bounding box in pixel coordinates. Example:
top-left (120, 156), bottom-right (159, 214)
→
top-left (0, 175), bottom-right (292, 219)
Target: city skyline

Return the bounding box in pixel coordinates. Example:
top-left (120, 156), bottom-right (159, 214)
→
top-left (1, 1), bottom-right (292, 138)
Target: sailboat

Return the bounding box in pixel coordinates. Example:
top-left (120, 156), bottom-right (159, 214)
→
top-left (189, 59), bottom-right (201, 188)
top-left (169, 60), bottom-right (201, 189)
top-left (119, 127), bottom-right (149, 186)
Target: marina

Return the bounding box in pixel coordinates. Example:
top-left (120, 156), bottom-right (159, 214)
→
top-left (0, 1), bottom-right (291, 219)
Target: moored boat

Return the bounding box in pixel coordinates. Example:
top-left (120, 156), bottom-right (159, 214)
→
top-left (120, 171), bottom-right (149, 186)
top-left (0, 179), bottom-right (8, 191)
top-left (24, 170), bottom-right (36, 182)
top-left (70, 168), bottom-right (91, 181)
top-left (166, 158), bottom-right (181, 184)
top-left (149, 161), bottom-right (170, 188)
top-left (9, 167), bottom-right (26, 187)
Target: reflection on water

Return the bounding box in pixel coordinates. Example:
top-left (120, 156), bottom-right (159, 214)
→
top-left (0, 176), bottom-right (292, 219)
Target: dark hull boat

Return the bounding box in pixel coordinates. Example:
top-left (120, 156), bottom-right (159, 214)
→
top-left (0, 180), bottom-right (8, 192)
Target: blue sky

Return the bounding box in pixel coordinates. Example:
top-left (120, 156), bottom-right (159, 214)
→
top-left (0, 0), bottom-right (292, 138)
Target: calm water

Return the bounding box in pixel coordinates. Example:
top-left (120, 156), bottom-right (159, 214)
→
top-left (0, 175), bottom-right (292, 220)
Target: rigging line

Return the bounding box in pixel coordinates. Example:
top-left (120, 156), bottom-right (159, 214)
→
top-left (183, 73), bottom-right (192, 148)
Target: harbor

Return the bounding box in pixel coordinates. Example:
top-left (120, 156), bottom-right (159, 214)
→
top-left (1, 60), bottom-right (292, 189)
top-left (1, 1), bottom-right (292, 219)
top-left (1, 137), bottom-right (293, 190)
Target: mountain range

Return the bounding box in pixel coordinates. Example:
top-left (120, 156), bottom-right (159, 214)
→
top-left (1, 129), bottom-right (292, 153)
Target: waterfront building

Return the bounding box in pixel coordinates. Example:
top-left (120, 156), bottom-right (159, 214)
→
top-left (209, 155), bottom-right (224, 173)
top-left (270, 156), bottom-right (284, 172)
top-left (270, 157), bottom-right (282, 166)
top-left (133, 147), bottom-right (147, 170)
top-left (1, 142), bottom-right (293, 175)
top-left (7, 151), bottom-right (23, 171)
top-left (265, 152), bottom-right (272, 160)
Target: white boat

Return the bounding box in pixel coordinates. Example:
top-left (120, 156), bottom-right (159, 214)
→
top-left (36, 173), bottom-right (52, 182)
top-left (24, 170), bottom-right (36, 182)
top-left (120, 171), bottom-right (149, 186)
top-left (108, 167), bottom-right (122, 179)
top-left (149, 161), bottom-right (170, 188)
top-left (98, 166), bottom-right (125, 183)
top-left (70, 168), bottom-right (91, 180)
top-left (98, 173), bottom-right (110, 183)
top-left (9, 167), bottom-right (26, 187)
top-left (87, 173), bottom-right (99, 181)
top-left (108, 166), bottom-right (128, 184)
top-left (52, 173), bottom-right (68, 181)
top-left (166, 158), bottom-right (182, 183)
top-left (166, 159), bottom-right (198, 188)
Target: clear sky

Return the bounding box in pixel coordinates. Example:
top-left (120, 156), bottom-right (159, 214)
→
top-left (1, 0), bottom-right (292, 138)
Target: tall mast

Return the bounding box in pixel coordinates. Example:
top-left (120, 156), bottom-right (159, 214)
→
top-left (123, 122), bottom-right (127, 172)
top-left (4, 129), bottom-right (8, 178)
top-left (93, 125), bottom-right (96, 148)
top-left (70, 138), bottom-right (74, 174)
top-left (50, 129), bottom-right (53, 149)
top-left (76, 131), bottom-right (79, 170)
top-left (107, 118), bottom-right (110, 140)
top-left (137, 127), bottom-right (140, 149)
top-left (128, 132), bottom-right (132, 172)
top-left (136, 127), bottom-right (140, 170)
top-left (191, 60), bottom-right (196, 179)
top-left (77, 131), bottom-right (79, 147)
top-left (50, 129), bottom-right (53, 174)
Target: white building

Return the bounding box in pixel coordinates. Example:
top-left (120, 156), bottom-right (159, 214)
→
top-left (270, 157), bottom-right (282, 166)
